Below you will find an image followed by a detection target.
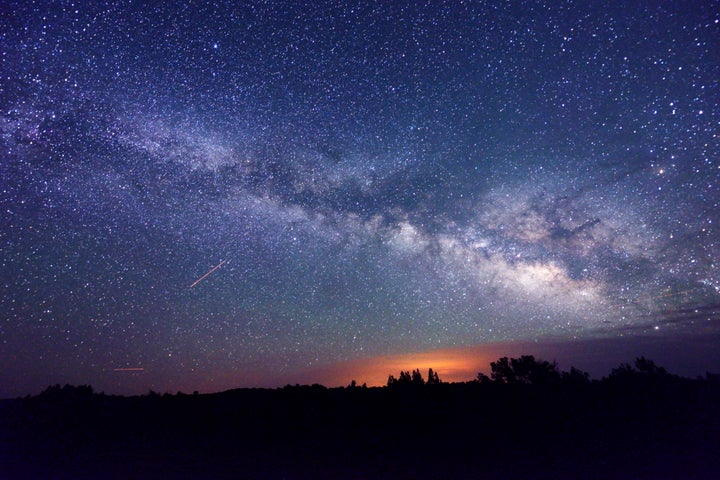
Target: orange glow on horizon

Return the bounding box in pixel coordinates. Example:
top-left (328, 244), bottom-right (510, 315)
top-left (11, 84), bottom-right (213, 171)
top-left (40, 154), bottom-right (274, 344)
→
top-left (300, 344), bottom-right (518, 387)
top-left (184, 340), bottom-right (583, 394)
top-left (291, 338), bottom-right (576, 388)
top-left (122, 335), bottom-right (716, 396)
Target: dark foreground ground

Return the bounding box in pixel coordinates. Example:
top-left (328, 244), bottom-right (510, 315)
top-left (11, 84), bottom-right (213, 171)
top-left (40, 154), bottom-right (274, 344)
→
top-left (2, 368), bottom-right (720, 479)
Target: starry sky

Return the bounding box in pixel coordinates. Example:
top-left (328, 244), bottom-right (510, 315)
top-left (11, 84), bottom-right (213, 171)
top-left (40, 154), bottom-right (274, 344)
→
top-left (2, 1), bottom-right (719, 397)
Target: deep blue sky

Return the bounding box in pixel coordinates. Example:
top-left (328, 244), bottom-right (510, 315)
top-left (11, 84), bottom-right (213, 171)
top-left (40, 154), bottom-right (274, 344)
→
top-left (2, 1), bottom-right (719, 397)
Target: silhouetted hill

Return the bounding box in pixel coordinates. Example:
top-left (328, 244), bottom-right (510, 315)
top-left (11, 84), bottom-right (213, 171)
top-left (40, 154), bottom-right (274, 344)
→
top-left (2, 358), bottom-right (720, 479)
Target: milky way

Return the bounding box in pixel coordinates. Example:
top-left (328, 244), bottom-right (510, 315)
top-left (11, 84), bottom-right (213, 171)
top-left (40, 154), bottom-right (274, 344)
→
top-left (2, 1), bottom-right (719, 396)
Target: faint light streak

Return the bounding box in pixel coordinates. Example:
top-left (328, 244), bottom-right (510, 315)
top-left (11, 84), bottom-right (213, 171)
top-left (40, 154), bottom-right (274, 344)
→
top-left (113, 367), bottom-right (144, 371)
top-left (189, 259), bottom-right (227, 288)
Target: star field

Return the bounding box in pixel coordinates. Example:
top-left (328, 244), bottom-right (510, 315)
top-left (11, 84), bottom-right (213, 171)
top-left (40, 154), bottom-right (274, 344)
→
top-left (1, 1), bottom-right (719, 396)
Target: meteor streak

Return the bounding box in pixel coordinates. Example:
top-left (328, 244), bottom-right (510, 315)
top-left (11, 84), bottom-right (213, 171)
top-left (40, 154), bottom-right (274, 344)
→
top-left (113, 367), bottom-right (144, 371)
top-left (190, 259), bottom-right (227, 288)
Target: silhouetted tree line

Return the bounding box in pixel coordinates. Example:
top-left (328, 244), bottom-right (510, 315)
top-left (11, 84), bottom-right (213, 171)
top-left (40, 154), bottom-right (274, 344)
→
top-left (2, 356), bottom-right (719, 479)
top-left (37, 383), bottom-right (95, 401)
top-left (387, 368), bottom-right (441, 387)
top-left (477, 354), bottom-right (592, 386)
top-left (382, 356), bottom-right (680, 389)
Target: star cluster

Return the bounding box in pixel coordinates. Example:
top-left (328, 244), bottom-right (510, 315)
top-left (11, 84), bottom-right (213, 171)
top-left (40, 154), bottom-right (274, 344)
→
top-left (2, 1), bottom-right (719, 396)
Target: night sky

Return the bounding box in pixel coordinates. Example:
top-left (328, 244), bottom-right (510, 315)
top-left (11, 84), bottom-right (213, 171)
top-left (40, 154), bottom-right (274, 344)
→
top-left (2, 1), bottom-right (719, 397)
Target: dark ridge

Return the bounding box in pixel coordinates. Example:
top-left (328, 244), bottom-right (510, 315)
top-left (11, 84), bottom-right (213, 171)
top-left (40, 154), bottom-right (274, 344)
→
top-left (2, 357), bottom-right (719, 479)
